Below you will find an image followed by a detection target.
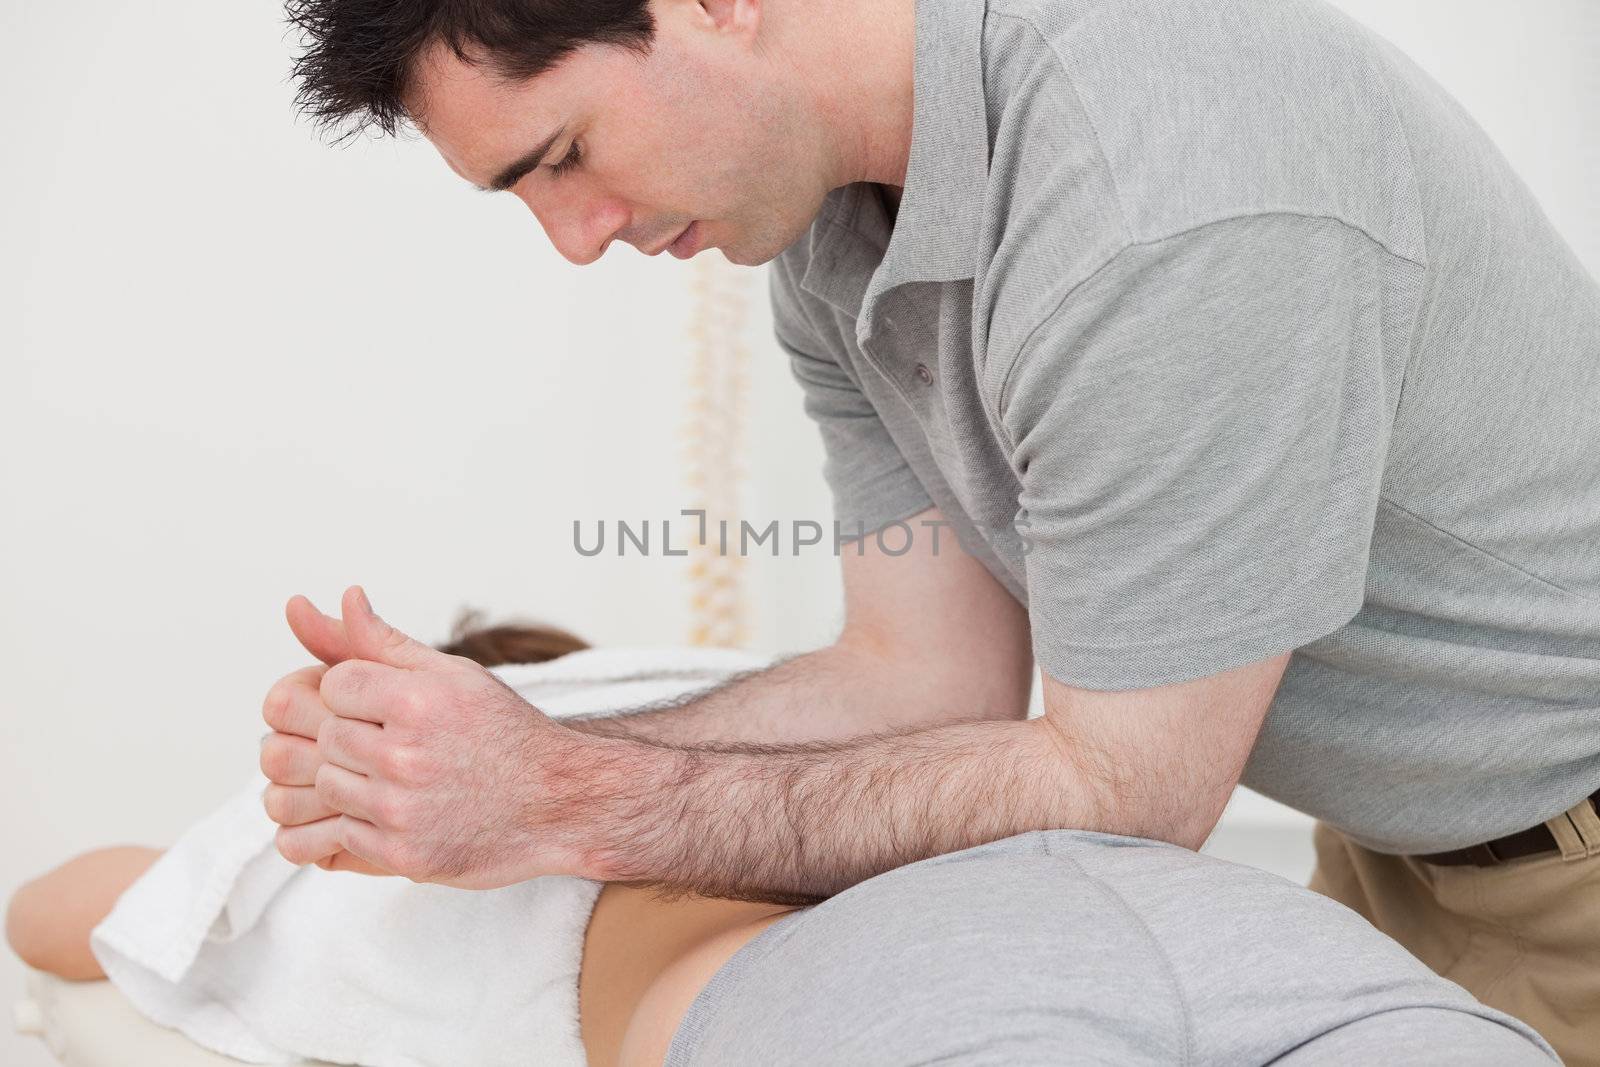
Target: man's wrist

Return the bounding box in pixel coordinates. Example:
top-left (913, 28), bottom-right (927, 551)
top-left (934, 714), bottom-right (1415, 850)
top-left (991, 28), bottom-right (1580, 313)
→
top-left (542, 732), bottom-right (690, 882)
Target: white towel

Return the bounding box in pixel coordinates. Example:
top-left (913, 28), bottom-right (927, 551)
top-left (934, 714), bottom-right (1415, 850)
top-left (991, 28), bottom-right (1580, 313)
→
top-left (87, 645), bottom-right (775, 1067)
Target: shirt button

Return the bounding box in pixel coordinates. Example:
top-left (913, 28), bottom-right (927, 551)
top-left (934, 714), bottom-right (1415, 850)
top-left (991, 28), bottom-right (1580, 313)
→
top-left (914, 362), bottom-right (934, 385)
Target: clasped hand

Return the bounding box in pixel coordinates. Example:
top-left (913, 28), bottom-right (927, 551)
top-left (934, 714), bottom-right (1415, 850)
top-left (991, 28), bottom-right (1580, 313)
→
top-left (258, 586), bottom-right (591, 889)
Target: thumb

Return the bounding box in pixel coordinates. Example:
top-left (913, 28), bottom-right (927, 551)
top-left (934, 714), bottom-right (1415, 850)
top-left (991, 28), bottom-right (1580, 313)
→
top-left (286, 594), bottom-right (352, 667)
top-left (340, 585), bottom-right (448, 671)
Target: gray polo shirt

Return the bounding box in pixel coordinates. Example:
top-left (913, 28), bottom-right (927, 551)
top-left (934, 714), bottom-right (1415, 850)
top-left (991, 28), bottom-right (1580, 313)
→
top-left (773, 0), bottom-right (1600, 854)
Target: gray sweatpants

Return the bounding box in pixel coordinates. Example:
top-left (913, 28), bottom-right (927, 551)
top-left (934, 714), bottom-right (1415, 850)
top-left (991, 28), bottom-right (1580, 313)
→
top-left (663, 829), bottom-right (1560, 1065)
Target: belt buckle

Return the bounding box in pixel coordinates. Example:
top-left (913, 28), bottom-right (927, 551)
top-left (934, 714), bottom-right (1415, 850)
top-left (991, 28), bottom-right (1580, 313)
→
top-left (1548, 795), bottom-right (1600, 861)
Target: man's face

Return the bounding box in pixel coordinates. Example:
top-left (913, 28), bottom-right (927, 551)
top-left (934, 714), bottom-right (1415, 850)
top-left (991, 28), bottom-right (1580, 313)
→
top-left (407, 0), bottom-right (831, 267)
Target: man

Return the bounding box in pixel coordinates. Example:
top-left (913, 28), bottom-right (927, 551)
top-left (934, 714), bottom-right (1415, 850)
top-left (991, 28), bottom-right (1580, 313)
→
top-left (262, 0), bottom-right (1600, 1059)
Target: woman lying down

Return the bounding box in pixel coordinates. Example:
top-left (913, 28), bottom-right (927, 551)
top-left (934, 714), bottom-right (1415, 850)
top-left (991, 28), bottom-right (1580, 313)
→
top-left (6, 617), bottom-right (1562, 1067)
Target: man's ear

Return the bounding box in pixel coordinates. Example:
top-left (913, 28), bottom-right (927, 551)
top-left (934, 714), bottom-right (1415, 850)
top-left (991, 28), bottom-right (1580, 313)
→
top-left (696, 0), bottom-right (763, 41)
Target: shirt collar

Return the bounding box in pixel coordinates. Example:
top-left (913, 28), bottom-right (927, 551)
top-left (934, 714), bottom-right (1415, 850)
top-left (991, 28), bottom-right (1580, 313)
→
top-left (799, 0), bottom-right (991, 342)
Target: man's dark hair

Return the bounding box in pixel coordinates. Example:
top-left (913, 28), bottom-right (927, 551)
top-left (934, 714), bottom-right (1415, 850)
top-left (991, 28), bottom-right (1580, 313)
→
top-left (285, 0), bottom-right (657, 144)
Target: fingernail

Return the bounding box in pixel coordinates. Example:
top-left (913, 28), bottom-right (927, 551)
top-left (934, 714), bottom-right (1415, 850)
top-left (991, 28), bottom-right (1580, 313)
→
top-left (356, 587), bottom-right (377, 618)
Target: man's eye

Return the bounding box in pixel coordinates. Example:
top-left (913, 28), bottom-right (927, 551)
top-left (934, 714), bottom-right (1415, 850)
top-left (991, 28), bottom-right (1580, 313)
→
top-left (549, 142), bottom-right (581, 178)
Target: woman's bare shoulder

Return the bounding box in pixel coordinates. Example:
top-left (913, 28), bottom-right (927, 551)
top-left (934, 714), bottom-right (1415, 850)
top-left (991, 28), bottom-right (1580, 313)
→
top-left (6, 845), bottom-right (162, 980)
top-left (615, 905), bottom-right (801, 1067)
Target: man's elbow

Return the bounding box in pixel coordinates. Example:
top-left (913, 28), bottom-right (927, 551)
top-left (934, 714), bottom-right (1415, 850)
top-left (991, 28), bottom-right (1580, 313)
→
top-left (1030, 714), bottom-right (1229, 852)
top-left (1134, 781), bottom-right (1233, 852)
top-left (1174, 809), bottom-right (1226, 853)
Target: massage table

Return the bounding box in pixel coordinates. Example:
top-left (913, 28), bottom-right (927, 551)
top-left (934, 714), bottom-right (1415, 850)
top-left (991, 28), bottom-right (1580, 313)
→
top-left (14, 966), bottom-right (330, 1066)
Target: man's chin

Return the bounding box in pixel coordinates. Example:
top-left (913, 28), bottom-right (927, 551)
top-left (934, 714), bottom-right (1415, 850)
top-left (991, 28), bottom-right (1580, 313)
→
top-left (688, 213), bottom-right (817, 267)
top-left (721, 228), bottom-right (809, 268)
top-left (719, 245), bottom-right (762, 267)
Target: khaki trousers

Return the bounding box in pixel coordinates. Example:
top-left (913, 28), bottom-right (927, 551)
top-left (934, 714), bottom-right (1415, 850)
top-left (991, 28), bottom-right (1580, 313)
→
top-left (1307, 796), bottom-right (1600, 1067)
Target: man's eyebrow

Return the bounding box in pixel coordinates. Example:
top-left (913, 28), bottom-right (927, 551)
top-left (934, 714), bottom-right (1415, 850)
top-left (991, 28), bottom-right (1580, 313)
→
top-left (474, 123), bottom-right (567, 193)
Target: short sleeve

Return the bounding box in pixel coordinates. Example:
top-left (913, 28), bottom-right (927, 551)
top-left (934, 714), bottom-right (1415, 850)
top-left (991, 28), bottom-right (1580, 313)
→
top-left (996, 213), bottom-right (1420, 690)
top-left (769, 258), bottom-right (934, 540)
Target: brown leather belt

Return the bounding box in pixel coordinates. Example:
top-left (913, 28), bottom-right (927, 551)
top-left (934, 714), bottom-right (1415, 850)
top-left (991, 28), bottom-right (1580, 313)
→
top-left (1415, 787), bottom-right (1600, 867)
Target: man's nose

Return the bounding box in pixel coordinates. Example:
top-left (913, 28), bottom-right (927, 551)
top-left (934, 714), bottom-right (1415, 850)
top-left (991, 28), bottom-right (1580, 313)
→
top-left (520, 187), bottom-right (629, 266)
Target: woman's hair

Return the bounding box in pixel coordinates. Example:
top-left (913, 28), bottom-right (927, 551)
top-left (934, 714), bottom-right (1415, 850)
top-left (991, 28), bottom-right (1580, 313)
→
top-left (433, 607), bottom-right (590, 667)
top-left (284, 0), bottom-right (657, 144)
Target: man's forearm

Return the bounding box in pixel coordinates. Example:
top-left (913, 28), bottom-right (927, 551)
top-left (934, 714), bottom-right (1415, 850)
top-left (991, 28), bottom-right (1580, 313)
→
top-left (560, 639), bottom-right (1012, 748)
top-left (563, 715), bottom-right (1161, 906)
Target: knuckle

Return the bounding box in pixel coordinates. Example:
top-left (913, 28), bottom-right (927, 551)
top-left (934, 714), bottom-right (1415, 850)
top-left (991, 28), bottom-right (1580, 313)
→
top-left (262, 784), bottom-right (287, 823)
top-left (372, 791), bottom-right (408, 831)
top-left (316, 716), bottom-right (340, 751)
top-left (295, 663), bottom-right (329, 686)
top-left (261, 682), bottom-right (291, 730)
top-left (322, 660), bottom-right (360, 700)
top-left (339, 821), bottom-right (396, 872)
top-left (397, 687), bottom-right (430, 722)
top-left (275, 826), bottom-right (310, 865)
top-left (313, 764), bottom-right (340, 806)
top-left (381, 628), bottom-right (410, 656)
top-left (260, 735), bottom-right (293, 781)
top-left (380, 744), bottom-right (426, 787)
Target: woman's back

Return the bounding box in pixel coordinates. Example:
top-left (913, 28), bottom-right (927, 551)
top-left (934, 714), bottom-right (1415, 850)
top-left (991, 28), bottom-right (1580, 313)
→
top-left (579, 885), bottom-right (799, 1067)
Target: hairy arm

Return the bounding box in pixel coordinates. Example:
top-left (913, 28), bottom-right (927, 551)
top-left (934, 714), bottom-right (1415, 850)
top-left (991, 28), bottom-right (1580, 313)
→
top-left (561, 506), bottom-right (1036, 748)
top-left (569, 651), bottom-right (1287, 906)
top-left (561, 640), bottom-right (986, 745)
top-left (285, 509), bottom-right (1286, 898)
top-left (575, 713), bottom-right (1089, 905)
top-left (546, 509), bottom-right (1268, 905)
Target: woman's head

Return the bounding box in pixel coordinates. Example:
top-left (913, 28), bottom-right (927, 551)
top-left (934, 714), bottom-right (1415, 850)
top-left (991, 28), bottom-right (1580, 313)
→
top-left (434, 607), bottom-right (589, 667)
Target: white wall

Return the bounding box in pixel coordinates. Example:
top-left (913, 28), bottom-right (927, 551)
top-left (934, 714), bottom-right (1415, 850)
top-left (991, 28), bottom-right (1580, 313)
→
top-left (0, 8), bottom-right (830, 1062)
top-left (3, 2), bottom-right (1596, 1062)
top-left (2, 4), bottom-right (839, 844)
top-left (1328, 0), bottom-right (1599, 273)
